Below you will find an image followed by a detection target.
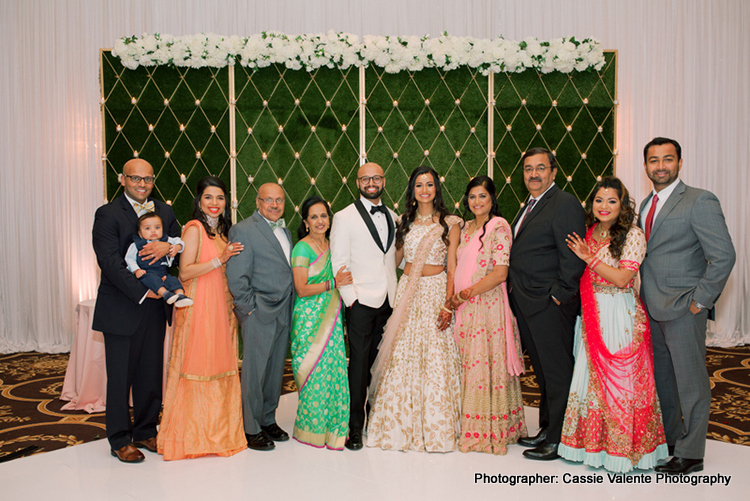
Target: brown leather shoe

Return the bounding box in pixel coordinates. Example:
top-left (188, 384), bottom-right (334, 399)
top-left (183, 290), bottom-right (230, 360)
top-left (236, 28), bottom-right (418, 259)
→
top-left (111, 444), bottom-right (145, 463)
top-left (133, 437), bottom-right (158, 453)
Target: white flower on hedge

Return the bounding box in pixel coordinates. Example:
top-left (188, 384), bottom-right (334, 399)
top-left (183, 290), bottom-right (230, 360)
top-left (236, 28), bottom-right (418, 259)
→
top-left (113, 32), bottom-right (606, 74)
top-left (522, 37), bottom-right (543, 57)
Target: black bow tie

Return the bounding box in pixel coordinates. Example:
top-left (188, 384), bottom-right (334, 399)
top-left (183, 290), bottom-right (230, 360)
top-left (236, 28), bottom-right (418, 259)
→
top-left (370, 205), bottom-right (387, 215)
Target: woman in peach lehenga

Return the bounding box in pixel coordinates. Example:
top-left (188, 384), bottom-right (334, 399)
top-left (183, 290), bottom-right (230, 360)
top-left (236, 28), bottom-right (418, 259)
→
top-left (157, 176), bottom-right (246, 460)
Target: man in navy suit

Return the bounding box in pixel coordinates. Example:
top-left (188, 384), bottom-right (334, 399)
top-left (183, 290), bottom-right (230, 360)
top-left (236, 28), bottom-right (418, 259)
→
top-left (92, 159), bottom-right (179, 463)
top-left (508, 147), bottom-right (586, 461)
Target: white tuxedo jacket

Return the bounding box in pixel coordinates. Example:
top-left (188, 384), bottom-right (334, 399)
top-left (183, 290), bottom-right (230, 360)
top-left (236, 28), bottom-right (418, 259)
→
top-left (330, 201), bottom-right (398, 308)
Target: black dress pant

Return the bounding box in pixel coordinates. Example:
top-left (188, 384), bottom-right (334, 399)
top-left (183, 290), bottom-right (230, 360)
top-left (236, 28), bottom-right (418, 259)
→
top-left (102, 299), bottom-right (166, 450)
top-left (345, 299), bottom-right (392, 431)
top-left (511, 295), bottom-right (577, 444)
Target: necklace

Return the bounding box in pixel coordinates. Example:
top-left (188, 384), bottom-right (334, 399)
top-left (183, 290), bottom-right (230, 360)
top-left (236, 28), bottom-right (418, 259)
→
top-left (206, 215), bottom-right (220, 230)
top-left (309, 237), bottom-right (329, 254)
top-left (469, 218), bottom-right (487, 235)
top-left (416, 211), bottom-right (435, 223)
top-left (595, 224), bottom-right (610, 241)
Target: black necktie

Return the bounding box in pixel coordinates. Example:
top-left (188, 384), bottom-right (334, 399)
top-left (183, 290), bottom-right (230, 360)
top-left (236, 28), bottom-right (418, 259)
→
top-left (370, 205), bottom-right (386, 215)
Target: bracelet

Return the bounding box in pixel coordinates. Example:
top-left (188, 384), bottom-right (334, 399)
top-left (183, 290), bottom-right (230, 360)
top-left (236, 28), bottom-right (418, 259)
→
top-left (588, 257), bottom-right (601, 270)
top-left (212, 257), bottom-right (222, 269)
top-left (457, 290), bottom-right (469, 303)
top-left (326, 280), bottom-right (332, 291)
top-left (333, 277), bottom-right (337, 288)
top-left (441, 306), bottom-right (453, 315)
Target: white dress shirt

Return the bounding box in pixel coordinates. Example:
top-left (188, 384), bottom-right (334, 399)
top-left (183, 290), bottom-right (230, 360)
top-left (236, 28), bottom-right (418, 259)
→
top-left (641, 178), bottom-right (680, 226)
top-left (260, 213), bottom-right (291, 263)
top-left (514, 182), bottom-right (556, 238)
top-left (359, 196), bottom-right (389, 249)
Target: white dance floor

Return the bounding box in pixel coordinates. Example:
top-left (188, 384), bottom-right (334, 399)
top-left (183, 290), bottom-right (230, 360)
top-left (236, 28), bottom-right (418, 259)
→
top-left (1, 393), bottom-right (746, 500)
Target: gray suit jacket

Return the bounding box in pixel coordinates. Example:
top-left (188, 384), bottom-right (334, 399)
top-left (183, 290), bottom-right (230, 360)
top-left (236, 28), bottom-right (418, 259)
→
top-left (639, 180), bottom-right (735, 322)
top-left (226, 211), bottom-right (294, 324)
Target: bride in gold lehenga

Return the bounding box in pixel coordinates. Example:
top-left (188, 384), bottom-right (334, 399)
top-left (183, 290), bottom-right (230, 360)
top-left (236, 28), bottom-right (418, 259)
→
top-left (366, 166), bottom-right (462, 452)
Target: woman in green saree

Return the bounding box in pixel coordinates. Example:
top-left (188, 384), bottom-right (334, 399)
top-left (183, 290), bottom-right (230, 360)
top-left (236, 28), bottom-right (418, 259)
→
top-left (291, 196), bottom-right (353, 450)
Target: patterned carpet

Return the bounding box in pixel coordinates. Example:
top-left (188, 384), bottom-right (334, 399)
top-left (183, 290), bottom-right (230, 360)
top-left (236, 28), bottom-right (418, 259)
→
top-left (1, 347), bottom-right (749, 461)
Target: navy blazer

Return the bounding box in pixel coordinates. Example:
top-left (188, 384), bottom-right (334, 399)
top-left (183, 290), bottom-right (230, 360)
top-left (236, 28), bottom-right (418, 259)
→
top-left (508, 184), bottom-right (587, 316)
top-left (92, 195), bottom-right (179, 336)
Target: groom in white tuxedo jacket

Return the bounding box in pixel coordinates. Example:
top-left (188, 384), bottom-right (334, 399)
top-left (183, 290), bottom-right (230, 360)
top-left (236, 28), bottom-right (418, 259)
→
top-left (330, 162), bottom-right (397, 450)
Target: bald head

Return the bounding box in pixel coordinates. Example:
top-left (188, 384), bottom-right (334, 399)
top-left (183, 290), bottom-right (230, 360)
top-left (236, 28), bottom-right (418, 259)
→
top-left (356, 162), bottom-right (385, 203)
top-left (121, 159), bottom-right (155, 203)
top-left (256, 183), bottom-right (285, 222)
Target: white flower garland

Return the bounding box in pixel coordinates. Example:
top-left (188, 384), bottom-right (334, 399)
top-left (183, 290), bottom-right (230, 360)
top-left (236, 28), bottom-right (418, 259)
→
top-left (112, 31), bottom-right (605, 75)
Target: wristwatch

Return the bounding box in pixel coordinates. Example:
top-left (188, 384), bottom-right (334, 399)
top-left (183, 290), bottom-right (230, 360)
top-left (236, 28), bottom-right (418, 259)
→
top-left (694, 301), bottom-right (706, 310)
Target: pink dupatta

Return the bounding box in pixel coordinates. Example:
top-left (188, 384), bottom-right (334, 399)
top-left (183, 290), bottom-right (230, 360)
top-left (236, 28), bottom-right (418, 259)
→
top-left (454, 216), bottom-right (524, 376)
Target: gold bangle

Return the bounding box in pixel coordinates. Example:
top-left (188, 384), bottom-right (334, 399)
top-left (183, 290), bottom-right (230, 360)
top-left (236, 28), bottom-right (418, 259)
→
top-left (441, 306), bottom-right (453, 314)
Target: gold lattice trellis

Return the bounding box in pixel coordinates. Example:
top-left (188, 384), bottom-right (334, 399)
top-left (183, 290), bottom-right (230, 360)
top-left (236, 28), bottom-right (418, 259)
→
top-left (101, 50), bottom-right (616, 231)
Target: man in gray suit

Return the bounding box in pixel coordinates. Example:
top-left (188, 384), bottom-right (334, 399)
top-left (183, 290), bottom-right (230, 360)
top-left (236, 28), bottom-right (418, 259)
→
top-left (639, 137), bottom-right (735, 474)
top-left (227, 183), bottom-right (294, 451)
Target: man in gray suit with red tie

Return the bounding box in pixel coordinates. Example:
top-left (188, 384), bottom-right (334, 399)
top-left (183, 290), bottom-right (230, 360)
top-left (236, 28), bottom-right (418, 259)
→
top-left (227, 183), bottom-right (295, 451)
top-left (639, 137), bottom-right (735, 474)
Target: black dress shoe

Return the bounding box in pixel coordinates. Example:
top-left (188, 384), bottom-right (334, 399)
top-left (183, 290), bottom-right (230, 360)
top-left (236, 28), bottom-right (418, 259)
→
top-left (246, 432), bottom-right (275, 451)
top-left (654, 457), bottom-right (704, 474)
top-left (261, 423), bottom-right (289, 442)
top-left (518, 428), bottom-right (548, 448)
top-left (522, 442), bottom-right (560, 461)
top-left (345, 429), bottom-right (363, 451)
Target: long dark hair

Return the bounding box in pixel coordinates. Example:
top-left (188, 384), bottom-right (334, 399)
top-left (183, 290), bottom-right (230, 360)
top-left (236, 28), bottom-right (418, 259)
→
top-left (462, 176), bottom-right (502, 245)
top-left (190, 176), bottom-right (231, 239)
top-left (297, 195), bottom-right (332, 240)
top-left (586, 176), bottom-right (636, 260)
top-left (395, 166), bottom-right (451, 249)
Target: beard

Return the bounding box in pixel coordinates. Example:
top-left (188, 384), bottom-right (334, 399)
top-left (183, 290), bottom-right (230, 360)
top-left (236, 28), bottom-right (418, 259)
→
top-left (359, 185), bottom-right (383, 200)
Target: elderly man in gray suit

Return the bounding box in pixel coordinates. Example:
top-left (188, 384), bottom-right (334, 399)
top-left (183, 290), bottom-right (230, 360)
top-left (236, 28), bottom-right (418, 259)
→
top-left (639, 137), bottom-right (735, 475)
top-left (227, 183), bottom-right (294, 451)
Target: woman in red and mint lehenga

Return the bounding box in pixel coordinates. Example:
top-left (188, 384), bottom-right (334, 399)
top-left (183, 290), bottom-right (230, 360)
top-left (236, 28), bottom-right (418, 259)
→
top-left (559, 176), bottom-right (667, 472)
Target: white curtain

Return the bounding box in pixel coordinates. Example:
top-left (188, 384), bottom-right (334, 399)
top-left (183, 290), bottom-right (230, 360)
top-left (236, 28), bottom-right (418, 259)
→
top-left (1, 0), bottom-right (747, 352)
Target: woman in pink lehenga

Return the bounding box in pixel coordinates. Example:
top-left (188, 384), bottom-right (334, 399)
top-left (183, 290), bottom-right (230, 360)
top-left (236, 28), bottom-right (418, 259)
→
top-left (157, 176), bottom-right (247, 460)
top-left (446, 176), bottom-right (526, 455)
top-left (559, 176), bottom-right (667, 472)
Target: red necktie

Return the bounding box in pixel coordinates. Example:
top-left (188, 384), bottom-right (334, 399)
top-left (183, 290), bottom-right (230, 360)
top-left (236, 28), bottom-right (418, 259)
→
top-left (644, 194), bottom-right (659, 240)
top-left (519, 198), bottom-right (537, 227)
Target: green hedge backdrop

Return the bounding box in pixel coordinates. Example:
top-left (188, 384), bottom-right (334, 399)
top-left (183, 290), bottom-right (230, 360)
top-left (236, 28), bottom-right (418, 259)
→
top-left (101, 50), bottom-right (616, 235)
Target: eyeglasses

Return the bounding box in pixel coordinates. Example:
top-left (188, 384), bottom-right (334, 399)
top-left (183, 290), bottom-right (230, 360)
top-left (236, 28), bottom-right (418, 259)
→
top-left (358, 175), bottom-right (384, 184)
top-left (522, 166), bottom-right (550, 174)
top-left (124, 174), bottom-right (155, 184)
top-left (257, 197), bottom-right (285, 205)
